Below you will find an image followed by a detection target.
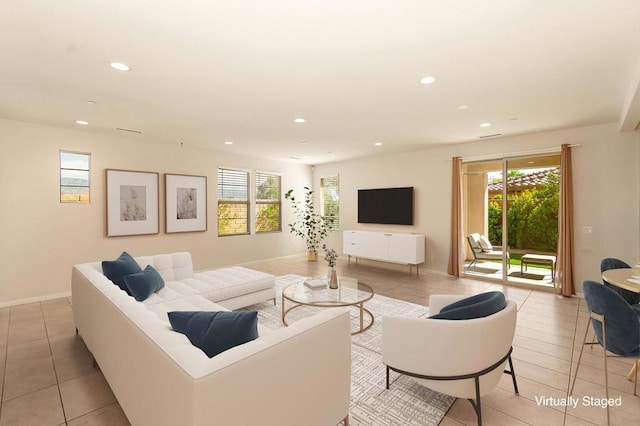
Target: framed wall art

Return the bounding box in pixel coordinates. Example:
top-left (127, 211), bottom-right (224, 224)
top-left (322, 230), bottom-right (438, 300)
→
top-left (165, 173), bottom-right (207, 233)
top-left (106, 169), bottom-right (159, 237)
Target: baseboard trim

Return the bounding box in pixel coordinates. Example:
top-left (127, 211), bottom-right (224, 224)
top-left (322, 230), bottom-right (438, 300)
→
top-left (0, 291), bottom-right (72, 308)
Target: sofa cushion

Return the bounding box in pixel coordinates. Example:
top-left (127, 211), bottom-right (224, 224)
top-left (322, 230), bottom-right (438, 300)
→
top-left (124, 265), bottom-right (165, 302)
top-left (168, 311), bottom-right (259, 358)
top-left (429, 291), bottom-right (506, 320)
top-left (478, 235), bottom-right (494, 252)
top-left (102, 251), bottom-right (142, 295)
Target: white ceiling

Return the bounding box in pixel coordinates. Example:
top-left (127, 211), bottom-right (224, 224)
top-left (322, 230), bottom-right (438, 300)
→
top-left (2, 1), bottom-right (639, 164)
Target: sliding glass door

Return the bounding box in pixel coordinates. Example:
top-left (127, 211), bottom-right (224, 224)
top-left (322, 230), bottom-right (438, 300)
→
top-left (462, 154), bottom-right (560, 287)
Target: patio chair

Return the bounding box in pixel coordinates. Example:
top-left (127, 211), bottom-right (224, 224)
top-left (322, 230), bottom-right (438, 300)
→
top-left (466, 233), bottom-right (507, 268)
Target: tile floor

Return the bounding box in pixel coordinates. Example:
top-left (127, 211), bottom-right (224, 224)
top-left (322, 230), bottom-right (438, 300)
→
top-left (1, 255), bottom-right (638, 425)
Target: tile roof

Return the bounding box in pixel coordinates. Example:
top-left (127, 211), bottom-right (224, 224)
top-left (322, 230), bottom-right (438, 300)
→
top-left (488, 170), bottom-right (557, 192)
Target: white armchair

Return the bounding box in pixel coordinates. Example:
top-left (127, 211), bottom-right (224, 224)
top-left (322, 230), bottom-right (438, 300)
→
top-left (382, 294), bottom-right (518, 425)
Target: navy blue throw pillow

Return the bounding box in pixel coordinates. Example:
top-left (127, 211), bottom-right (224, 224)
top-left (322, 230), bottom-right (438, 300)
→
top-left (123, 265), bottom-right (165, 302)
top-left (102, 252), bottom-right (142, 295)
top-left (168, 311), bottom-right (259, 358)
top-left (429, 291), bottom-right (506, 320)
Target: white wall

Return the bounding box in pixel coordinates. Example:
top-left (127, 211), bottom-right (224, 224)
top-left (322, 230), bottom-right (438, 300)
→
top-left (2, 119), bottom-right (637, 304)
top-left (0, 119), bottom-right (312, 305)
top-left (314, 123), bottom-right (640, 293)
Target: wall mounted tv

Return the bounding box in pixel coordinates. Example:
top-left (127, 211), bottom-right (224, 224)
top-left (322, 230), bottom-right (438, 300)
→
top-left (357, 187), bottom-right (414, 225)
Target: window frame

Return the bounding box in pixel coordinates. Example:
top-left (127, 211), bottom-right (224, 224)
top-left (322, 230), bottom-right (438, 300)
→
top-left (320, 175), bottom-right (340, 231)
top-left (217, 167), bottom-right (251, 236)
top-left (255, 171), bottom-right (282, 234)
top-left (59, 150), bottom-right (91, 203)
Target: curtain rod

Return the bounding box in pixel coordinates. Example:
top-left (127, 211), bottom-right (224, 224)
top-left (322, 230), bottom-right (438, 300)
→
top-left (453, 144), bottom-right (581, 163)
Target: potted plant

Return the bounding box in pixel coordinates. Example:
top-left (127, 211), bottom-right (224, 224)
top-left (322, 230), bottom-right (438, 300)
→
top-left (284, 187), bottom-right (329, 261)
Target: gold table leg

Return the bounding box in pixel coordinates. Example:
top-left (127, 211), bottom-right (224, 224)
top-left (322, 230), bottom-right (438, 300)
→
top-left (627, 360), bottom-right (638, 381)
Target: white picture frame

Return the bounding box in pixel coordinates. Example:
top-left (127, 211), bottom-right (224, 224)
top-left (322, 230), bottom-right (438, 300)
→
top-left (106, 169), bottom-right (159, 237)
top-left (165, 173), bottom-right (207, 233)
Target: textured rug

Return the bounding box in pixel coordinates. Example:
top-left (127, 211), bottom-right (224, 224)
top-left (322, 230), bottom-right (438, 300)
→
top-left (242, 274), bottom-right (455, 425)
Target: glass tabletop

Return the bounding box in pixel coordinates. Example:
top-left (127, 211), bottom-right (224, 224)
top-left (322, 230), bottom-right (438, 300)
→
top-left (282, 276), bottom-right (374, 307)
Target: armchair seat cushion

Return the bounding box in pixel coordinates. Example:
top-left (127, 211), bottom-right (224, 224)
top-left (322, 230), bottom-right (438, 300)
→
top-left (429, 291), bottom-right (506, 320)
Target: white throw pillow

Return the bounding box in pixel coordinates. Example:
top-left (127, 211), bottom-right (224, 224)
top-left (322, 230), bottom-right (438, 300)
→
top-left (478, 235), bottom-right (494, 252)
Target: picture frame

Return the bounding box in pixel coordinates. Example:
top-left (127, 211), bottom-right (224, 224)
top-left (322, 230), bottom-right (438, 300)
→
top-left (165, 173), bottom-right (207, 233)
top-left (106, 169), bottom-right (159, 237)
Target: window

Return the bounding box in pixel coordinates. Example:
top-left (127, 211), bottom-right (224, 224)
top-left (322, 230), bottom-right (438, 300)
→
top-left (217, 168), bottom-right (250, 236)
top-left (320, 175), bottom-right (340, 230)
top-left (60, 151), bottom-right (90, 203)
top-left (255, 172), bottom-right (282, 233)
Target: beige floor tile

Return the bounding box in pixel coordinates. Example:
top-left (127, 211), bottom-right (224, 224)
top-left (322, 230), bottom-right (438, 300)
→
top-left (8, 320), bottom-right (48, 346)
top-left (49, 334), bottom-right (96, 383)
top-left (512, 346), bottom-right (573, 375)
top-left (59, 370), bottom-right (117, 421)
top-left (483, 387), bottom-right (566, 425)
top-left (67, 402), bottom-right (130, 426)
top-left (446, 397), bottom-right (531, 425)
top-left (440, 416), bottom-right (466, 425)
top-left (2, 356), bottom-right (57, 401)
top-left (514, 335), bottom-right (574, 361)
top-left (511, 359), bottom-right (570, 391)
top-left (0, 385), bottom-right (64, 426)
top-left (5, 338), bottom-right (51, 369)
top-left (45, 315), bottom-right (77, 338)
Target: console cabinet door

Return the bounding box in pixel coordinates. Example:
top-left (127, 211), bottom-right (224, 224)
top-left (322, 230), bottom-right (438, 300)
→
top-left (387, 234), bottom-right (425, 264)
top-left (361, 231), bottom-right (388, 260)
top-left (343, 231), bottom-right (362, 256)
top-left (343, 230), bottom-right (425, 266)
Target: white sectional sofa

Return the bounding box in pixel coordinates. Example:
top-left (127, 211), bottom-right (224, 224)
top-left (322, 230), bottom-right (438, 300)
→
top-left (72, 252), bottom-right (352, 426)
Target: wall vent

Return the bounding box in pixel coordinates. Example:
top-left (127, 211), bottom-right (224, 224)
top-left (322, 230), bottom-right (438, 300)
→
top-left (478, 133), bottom-right (502, 139)
top-left (116, 127), bottom-right (142, 134)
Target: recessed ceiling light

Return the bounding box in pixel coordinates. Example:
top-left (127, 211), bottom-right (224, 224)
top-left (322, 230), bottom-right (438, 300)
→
top-left (224, 141), bottom-right (234, 145)
top-left (110, 62), bottom-right (130, 71)
top-left (75, 120), bottom-right (88, 125)
top-left (480, 122), bottom-right (492, 128)
top-left (509, 117), bottom-right (518, 121)
top-left (299, 141), bottom-right (308, 145)
top-left (294, 118), bottom-right (306, 123)
top-left (420, 76), bottom-right (436, 85)
top-left (457, 105), bottom-right (469, 110)
top-left (374, 142), bottom-right (383, 146)
top-left (87, 100), bottom-right (97, 105)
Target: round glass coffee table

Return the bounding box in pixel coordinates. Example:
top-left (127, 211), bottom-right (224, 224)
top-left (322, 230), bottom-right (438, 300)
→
top-left (281, 277), bottom-right (374, 335)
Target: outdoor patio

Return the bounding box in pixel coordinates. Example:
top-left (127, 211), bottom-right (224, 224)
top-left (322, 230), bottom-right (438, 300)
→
top-left (464, 260), bottom-right (555, 288)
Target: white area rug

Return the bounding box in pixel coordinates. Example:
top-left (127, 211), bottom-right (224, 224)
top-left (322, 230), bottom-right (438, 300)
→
top-left (243, 274), bottom-right (455, 426)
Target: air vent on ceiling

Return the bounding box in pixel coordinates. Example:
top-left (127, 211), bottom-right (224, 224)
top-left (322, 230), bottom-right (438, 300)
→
top-left (478, 133), bottom-right (502, 139)
top-left (116, 127), bottom-right (142, 134)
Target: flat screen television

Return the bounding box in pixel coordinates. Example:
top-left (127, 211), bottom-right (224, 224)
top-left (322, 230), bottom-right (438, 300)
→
top-left (358, 187), bottom-right (414, 225)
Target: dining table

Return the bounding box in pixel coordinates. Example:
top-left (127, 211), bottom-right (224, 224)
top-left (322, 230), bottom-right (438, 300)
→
top-left (600, 267), bottom-right (640, 381)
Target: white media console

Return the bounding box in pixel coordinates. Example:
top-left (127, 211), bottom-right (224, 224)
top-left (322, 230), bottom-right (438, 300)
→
top-left (343, 230), bottom-right (425, 275)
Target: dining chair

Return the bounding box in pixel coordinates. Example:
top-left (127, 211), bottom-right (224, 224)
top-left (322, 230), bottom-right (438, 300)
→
top-left (570, 280), bottom-right (640, 425)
